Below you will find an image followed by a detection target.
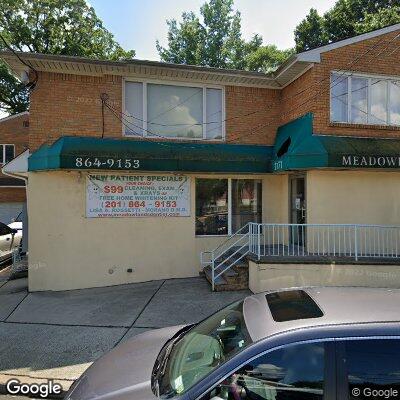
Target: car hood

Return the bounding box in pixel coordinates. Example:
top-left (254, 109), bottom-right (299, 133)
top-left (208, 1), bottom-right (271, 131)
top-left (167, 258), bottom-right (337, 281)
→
top-left (67, 325), bottom-right (185, 400)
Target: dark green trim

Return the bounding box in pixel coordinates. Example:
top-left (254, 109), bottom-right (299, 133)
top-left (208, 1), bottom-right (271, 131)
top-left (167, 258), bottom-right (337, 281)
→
top-left (273, 113), bottom-right (400, 170)
top-left (28, 136), bottom-right (273, 173)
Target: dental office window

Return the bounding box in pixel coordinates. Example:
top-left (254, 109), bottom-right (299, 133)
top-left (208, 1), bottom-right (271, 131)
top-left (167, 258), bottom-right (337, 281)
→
top-left (0, 145), bottom-right (14, 164)
top-left (232, 179), bottom-right (262, 231)
top-left (124, 81), bottom-right (224, 140)
top-left (195, 179), bottom-right (262, 236)
top-left (330, 72), bottom-right (400, 126)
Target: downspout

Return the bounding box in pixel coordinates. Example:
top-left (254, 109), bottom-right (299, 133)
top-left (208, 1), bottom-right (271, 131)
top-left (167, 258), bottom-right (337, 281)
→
top-left (2, 169), bottom-right (28, 184)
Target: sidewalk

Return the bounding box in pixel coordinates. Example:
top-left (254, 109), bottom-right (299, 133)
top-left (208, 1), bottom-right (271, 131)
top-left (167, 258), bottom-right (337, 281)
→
top-left (0, 276), bottom-right (249, 395)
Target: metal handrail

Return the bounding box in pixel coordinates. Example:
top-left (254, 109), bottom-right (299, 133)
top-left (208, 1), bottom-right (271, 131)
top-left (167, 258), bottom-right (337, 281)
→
top-left (210, 223), bottom-right (250, 257)
top-left (214, 245), bottom-right (249, 281)
top-left (201, 222), bottom-right (400, 291)
top-left (214, 236), bottom-right (248, 271)
top-left (200, 223), bottom-right (252, 291)
top-left (251, 223), bottom-right (400, 261)
top-left (253, 223), bottom-right (400, 228)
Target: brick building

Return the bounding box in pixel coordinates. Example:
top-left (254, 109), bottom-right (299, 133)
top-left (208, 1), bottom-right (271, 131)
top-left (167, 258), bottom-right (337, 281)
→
top-left (0, 112), bottom-right (28, 223)
top-left (2, 24), bottom-right (400, 291)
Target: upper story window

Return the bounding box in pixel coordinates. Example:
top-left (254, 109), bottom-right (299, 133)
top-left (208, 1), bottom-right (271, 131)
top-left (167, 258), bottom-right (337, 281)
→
top-left (124, 80), bottom-right (224, 140)
top-left (330, 72), bottom-right (400, 126)
top-left (0, 145), bottom-right (14, 164)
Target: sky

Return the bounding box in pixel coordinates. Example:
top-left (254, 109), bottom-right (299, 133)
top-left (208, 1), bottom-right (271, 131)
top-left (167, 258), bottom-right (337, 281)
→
top-left (1, 0), bottom-right (337, 119)
top-left (89, 0), bottom-right (337, 60)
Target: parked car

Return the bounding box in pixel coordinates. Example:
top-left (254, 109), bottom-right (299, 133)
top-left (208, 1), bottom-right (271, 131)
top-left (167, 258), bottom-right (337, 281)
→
top-left (65, 287), bottom-right (400, 400)
top-left (0, 221), bottom-right (21, 263)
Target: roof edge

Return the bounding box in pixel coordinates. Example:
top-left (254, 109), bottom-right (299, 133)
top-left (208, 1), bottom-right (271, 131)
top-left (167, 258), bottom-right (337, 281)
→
top-left (298, 23), bottom-right (400, 63)
top-left (0, 111), bottom-right (29, 123)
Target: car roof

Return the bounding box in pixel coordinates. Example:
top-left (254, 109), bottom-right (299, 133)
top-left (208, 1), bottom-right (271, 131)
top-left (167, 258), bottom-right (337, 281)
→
top-left (243, 286), bottom-right (400, 342)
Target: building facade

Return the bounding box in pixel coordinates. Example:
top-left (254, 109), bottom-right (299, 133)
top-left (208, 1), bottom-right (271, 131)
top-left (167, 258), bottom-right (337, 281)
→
top-left (2, 24), bottom-right (400, 291)
top-left (0, 112), bottom-right (28, 223)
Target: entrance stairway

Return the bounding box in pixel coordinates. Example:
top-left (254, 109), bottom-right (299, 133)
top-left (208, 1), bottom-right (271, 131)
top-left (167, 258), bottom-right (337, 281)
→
top-left (202, 258), bottom-right (249, 291)
top-left (201, 222), bottom-right (400, 290)
top-left (200, 223), bottom-right (253, 291)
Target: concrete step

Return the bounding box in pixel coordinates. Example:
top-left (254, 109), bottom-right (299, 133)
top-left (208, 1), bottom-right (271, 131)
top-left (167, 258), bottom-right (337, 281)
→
top-left (204, 265), bottom-right (228, 287)
top-left (203, 261), bottom-right (249, 291)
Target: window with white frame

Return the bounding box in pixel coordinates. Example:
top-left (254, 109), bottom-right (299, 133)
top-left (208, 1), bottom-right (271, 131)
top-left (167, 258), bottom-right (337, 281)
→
top-left (331, 72), bottom-right (400, 126)
top-left (0, 145), bottom-right (14, 164)
top-left (124, 81), bottom-right (224, 140)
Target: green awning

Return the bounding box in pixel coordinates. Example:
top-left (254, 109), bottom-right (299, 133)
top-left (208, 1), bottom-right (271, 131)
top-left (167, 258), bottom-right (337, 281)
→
top-left (29, 136), bottom-right (273, 173)
top-left (273, 113), bottom-right (400, 171)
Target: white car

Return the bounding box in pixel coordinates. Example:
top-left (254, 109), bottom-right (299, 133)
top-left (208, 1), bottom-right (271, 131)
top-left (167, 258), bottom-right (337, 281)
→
top-left (8, 212), bottom-right (22, 231)
top-left (0, 222), bottom-right (22, 262)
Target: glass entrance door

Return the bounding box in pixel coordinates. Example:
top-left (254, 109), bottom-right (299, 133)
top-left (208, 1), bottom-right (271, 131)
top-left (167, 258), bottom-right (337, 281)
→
top-left (290, 176), bottom-right (306, 247)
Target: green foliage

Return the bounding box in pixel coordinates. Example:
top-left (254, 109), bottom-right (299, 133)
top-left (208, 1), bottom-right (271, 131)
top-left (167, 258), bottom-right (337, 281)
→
top-left (294, 8), bottom-right (327, 53)
top-left (244, 45), bottom-right (295, 73)
top-left (295, 0), bottom-right (400, 52)
top-left (0, 0), bottom-right (135, 115)
top-left (355, 6), bottom-right (400, 33)
top-left (157, 0), bottom-right (292, 73)
top-left (0, 63), bottom-right (28, 114)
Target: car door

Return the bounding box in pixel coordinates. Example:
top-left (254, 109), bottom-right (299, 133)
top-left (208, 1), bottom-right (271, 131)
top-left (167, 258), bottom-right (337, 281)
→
top-left (336, 337), bottom-right (400, 400)
top-left (197, 340), bottom-right (336, 400)
top-left (0, 222), bottom-right (16, 261)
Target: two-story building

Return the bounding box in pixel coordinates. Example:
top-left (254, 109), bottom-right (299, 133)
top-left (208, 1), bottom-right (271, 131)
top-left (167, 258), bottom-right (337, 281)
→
top-left (0, 111), bottom-right (28, 223)
top-left (2, 23), bottom-right (400, 292)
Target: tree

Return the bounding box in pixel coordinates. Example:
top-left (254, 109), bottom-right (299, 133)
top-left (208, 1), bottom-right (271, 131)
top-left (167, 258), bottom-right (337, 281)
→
top-left (244, 45), bottom-right (294, 73)
top-left (0, 0), bottom-right (135, 115)
top-left (295, 0), bottom-right (400, 52)
top-left (0, 62), bottom-right (29, 114)
top-left (355, 6), bottom-right (400, 33)
top-left (157, 0), bottom-right (292, 73)
top-left (294, 8), bottom-right (327, 52)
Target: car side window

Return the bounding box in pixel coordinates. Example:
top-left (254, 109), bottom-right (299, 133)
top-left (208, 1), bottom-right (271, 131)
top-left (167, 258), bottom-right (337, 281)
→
top-left (0, 223), bottom-right (11, 236)
top-left (340, 339), bottom-right (400, 399)
top-left (203, 342), bottom-right (325, 400)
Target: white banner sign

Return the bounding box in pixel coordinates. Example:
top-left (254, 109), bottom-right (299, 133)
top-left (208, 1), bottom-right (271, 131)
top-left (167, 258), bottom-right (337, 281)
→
top-left (86, 174), bottom-right (190, 218)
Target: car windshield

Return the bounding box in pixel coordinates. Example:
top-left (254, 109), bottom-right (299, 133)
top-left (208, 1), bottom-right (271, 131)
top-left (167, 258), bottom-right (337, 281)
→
top-left (157, 300), bottom-right (252, 398)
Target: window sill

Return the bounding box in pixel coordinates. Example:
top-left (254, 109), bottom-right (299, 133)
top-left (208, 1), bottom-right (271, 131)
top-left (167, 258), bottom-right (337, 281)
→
top-left (329, 122), bottom-right (400, 131)
top-left (123, 134), bottom-right (225, 143)
top-left (196, 234), bottom-right (230, 238)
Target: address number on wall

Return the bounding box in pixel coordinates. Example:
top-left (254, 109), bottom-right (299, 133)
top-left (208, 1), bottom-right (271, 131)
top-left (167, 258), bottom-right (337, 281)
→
top-left (75, 157), bottom-right (140, 169)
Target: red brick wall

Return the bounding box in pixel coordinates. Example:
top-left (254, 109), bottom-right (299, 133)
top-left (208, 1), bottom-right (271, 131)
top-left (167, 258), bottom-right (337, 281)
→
top-left (0, 187), bottom-right (25, 202)
top-left (0, 113), bottom-right (29, 162)
top-left (29, 72), bottom-right (282, 149)
top-left (29, 72), bottom-right (122, 151)
top-left (0, 112), bottom-right (28, 198)
top-left (0, 113), bottom-right (28, 202)
top-left (281, 68), bottom-right (317, 126)
top-left (281, 29), bottom-right (400, 138)
top-left (225, 86), bottom-right (281, 145)
top-left (29, 29), bottom-right (400, 151)
top-left (312, 29), bottom-right (400, 137)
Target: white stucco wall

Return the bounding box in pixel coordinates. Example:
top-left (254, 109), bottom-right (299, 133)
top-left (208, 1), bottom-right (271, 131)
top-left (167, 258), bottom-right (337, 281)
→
top-left (249, 260), bottom-right (400, 293)
top-left (28, 171), bottom-right (284, 291)
top-left (307, 170), bottom-right (400, 224)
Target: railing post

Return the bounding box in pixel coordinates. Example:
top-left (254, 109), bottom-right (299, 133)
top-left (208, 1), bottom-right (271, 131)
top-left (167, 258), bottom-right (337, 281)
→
top-left (257, 223), bottom-right (261, 260)
top-left (354, 225), bottom-right (358, 261)
top-left (248, 223), bottom-right (252, 254)
top-left (211, 251), bottom-right (215, 291)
